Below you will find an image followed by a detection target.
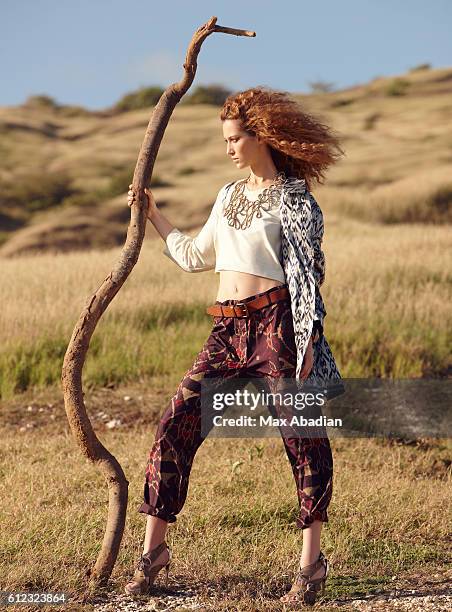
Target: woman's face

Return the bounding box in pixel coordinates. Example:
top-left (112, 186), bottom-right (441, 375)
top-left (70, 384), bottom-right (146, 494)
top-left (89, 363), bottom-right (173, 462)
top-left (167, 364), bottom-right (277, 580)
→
top-left (222, 119), bottom-right (263, 169)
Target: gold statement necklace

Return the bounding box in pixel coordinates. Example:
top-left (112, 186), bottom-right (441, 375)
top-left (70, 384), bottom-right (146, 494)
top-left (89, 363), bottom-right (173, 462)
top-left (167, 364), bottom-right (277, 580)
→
top-left (223, 170), bottom-right (286, 230)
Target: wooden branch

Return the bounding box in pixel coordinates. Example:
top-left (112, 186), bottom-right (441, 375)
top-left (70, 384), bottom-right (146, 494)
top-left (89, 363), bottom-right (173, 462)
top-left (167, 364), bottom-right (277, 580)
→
top-left (61, 15), bottom-right (255, 590)
top-left (214, 25), bottom-right (256, 37)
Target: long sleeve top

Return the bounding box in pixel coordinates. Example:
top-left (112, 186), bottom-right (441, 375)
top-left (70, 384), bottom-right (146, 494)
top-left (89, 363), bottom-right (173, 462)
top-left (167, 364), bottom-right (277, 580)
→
top-left (162, 175), bottom-right (343, 388)
top-left (163, 181), bottom-right (285, 282)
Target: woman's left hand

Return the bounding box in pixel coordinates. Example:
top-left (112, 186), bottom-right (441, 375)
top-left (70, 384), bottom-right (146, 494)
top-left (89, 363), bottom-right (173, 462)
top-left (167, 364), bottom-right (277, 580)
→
top-left (298, 337), bottom-right (314, 381)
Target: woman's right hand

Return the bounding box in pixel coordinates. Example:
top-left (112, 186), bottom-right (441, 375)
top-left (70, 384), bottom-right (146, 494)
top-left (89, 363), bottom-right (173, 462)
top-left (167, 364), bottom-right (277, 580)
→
top-left (127, 184), bottom-right (157, 219)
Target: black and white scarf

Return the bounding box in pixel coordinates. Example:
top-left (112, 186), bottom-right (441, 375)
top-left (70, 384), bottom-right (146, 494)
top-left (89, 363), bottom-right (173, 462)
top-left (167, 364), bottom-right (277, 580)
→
top-left (279, 176), bottom-right (344, 397)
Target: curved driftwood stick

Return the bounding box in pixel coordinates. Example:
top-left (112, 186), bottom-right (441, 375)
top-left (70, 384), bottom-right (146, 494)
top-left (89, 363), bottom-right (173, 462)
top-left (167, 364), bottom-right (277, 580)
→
top-left (61, 16), bottom-right (255, 589)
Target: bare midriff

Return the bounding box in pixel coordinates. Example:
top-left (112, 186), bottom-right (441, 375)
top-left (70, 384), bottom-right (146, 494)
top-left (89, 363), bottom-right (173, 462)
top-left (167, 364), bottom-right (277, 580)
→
top-left (216, 270), bottom-right (285, 302)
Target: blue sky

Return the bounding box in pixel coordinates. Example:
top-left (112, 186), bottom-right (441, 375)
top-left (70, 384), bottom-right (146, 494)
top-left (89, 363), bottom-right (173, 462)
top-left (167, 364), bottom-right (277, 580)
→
top-left (1, 0), bottom-right (451, 110)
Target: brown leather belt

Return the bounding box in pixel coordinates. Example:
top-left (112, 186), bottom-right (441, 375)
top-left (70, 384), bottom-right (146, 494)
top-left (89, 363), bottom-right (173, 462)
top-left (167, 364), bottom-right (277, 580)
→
top-left (206, 285), bottom-right (290, 318)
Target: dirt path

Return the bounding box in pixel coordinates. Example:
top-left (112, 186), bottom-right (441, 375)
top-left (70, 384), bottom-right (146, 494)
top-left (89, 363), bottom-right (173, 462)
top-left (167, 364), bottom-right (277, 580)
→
top-left (86, 568), bottom-right (451, 611)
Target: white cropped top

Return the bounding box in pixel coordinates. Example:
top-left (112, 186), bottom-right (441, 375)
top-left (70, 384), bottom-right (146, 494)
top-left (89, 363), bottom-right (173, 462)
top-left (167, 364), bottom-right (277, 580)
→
top-left (162, 180), bottom-right (286, 283)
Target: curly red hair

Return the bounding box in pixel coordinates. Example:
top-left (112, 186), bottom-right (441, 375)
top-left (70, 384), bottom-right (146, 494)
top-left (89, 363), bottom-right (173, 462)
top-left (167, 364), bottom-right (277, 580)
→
top-left (220, 86), bottom-right (345, 190)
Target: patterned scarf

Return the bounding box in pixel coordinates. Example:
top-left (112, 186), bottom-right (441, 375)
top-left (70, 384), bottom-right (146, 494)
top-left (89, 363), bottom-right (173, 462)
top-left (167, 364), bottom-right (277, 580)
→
top-left (278, 176), bottom-right (344, 397)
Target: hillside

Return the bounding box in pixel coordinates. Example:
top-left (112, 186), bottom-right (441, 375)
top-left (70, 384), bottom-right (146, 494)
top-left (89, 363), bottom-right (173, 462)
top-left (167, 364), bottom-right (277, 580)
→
top-left (1, 65), bottom-right (451, 257)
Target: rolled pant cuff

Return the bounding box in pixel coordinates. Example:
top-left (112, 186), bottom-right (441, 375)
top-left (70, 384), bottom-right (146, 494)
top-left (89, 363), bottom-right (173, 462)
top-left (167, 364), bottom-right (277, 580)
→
top-left (137, 502), bottom-right (177, 524)
top-left (296, 509), bottom-right (328, 530)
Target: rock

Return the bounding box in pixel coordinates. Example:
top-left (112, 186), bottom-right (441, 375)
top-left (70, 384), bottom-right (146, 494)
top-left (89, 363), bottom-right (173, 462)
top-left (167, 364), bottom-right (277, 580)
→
top-left (106, 419), bottom-right (122, 429)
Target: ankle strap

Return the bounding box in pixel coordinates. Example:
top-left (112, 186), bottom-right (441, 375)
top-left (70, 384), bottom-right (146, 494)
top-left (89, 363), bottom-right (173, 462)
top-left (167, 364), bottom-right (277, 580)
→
top-left (298, 551), bottom-right (326, 578)
top-left (142, 541), bottom-right (167, 564)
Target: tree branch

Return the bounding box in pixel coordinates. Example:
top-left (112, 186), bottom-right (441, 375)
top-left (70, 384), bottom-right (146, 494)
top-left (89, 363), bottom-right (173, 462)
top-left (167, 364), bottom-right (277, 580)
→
top-left (61, 15), bottom-right (255, 590)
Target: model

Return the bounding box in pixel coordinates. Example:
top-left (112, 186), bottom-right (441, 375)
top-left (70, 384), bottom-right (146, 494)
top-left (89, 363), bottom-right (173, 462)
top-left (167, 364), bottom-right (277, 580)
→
top-left (125, 86), bottom-right (344, 605)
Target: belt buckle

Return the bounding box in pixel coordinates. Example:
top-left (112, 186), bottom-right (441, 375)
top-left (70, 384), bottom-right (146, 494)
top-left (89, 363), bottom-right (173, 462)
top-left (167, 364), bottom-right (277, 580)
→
top-left (234, 302), bottom-right (249, 318)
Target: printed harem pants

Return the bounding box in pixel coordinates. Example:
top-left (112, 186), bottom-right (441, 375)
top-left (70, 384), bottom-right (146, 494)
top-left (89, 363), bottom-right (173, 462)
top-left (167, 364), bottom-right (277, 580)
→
top-left (138, 284), bottom-right (333, 529)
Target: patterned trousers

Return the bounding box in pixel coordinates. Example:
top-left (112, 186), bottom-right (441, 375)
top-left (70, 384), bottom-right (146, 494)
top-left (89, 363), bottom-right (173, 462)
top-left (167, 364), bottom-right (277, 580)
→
top-left (138, 284), bottom-right (333, 529)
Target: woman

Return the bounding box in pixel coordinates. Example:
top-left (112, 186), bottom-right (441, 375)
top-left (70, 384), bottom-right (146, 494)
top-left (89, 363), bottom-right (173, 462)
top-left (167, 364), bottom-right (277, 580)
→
top-left (124, 87), bottom-right (344, 605)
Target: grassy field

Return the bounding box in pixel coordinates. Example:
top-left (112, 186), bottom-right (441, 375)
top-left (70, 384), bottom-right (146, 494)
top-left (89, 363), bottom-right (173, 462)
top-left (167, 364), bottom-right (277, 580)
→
top-left (0, 217), bottom-right (451, 399)
top-left (1, 389), bottom-right (450, 610)
top-left (0, 224), bottom-right (450, 608)
top-left (0, 66), bottom-right (451, 610)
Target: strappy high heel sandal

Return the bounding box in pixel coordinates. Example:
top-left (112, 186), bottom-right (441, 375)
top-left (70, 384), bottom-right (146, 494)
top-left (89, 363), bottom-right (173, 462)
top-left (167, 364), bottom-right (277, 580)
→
top-left (280, 551), bottom-right (329, 606)
top-left (124, 541), bottom-right (172, 595)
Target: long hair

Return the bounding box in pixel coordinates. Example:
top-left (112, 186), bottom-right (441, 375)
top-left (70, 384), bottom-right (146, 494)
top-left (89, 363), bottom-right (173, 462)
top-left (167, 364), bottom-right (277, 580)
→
top-left (220, 86), bottom-right (345, 191)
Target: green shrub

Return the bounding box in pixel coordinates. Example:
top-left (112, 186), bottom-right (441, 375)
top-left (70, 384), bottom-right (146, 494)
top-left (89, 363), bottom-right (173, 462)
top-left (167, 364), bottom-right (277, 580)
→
top-left (24, 95), bottom-right (59, 109)
top-left (177, 166), bottom-right (197, 176)
top-left (22, 94), bottom-right (91, 116)
top-left (59, 193), bottom-right (100, 208)
top-left (0, 231), bottom-right (10, 247)
top-left (363, 112), bottom-right (381, 130)
top-left (430, 185), bottom-right (452, 216)
top-left (114, 86), bottom-right (164, 112)
top-left (0, 210), bottom-right (25, 231)
top-left (308, 80), bottom-right (335, 94)
top-left (0, 172), bottom-right (75, 213)
top-left (385, 78), bottom-right (410, 96)
top-left (183, 84), bottom-right (231, 105)
top-left (409, 63), bottom-right (431, 72)
top-left (330, 97), bottom-right (354, 108)
top-left (57, 105), bottom-right (91, 118)
top-left (103, 165), bottom-right (171, 198)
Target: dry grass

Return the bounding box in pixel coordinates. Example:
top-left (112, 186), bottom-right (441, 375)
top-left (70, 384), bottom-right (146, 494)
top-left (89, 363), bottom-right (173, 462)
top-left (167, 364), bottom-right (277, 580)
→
top-left (0, 401), bottom-right (450, 609)
top-left (0, 217), bottom-right (450, 398)
top-left (323, 165), bottom-right (452, 224)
